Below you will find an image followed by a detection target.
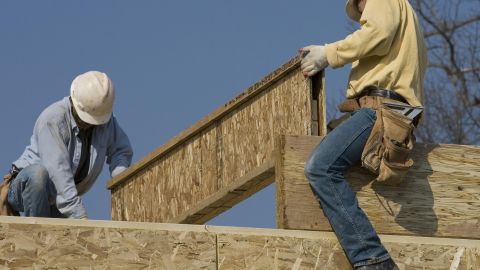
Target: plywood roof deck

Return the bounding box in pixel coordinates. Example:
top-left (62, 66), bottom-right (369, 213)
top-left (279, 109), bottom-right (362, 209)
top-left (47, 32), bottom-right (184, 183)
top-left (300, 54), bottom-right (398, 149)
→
top-left (0, 217), bottom-right (478, 269)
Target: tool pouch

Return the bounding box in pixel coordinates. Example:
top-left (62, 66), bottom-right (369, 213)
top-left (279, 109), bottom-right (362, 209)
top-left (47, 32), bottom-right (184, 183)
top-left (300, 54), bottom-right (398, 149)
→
top-left (0, 174), bottom-right (19, 216)
top-left (338, 99), bottom-right (361, 113)
top-left (361, 106), bottom-right (415, 185)
top-left (358, 96), bottom-right (387, 110)
top-left (361, 108), bottom-right (384, 173)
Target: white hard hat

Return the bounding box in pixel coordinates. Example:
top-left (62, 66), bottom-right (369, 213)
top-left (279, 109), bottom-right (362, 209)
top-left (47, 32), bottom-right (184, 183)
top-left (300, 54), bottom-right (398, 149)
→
top-left (70, 71), bottom-right (115, 125)
top-left (346, 0), bottom-right (361, 22)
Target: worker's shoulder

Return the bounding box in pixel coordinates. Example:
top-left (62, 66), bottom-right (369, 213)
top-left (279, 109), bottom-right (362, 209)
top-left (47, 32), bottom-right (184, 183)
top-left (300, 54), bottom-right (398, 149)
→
top-left (36, 97), bottom-right (71, 127)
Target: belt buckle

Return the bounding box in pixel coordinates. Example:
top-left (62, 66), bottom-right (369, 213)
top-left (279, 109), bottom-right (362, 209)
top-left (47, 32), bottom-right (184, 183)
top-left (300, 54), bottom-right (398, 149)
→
top-left (385, 90), bottom-right (391, 99)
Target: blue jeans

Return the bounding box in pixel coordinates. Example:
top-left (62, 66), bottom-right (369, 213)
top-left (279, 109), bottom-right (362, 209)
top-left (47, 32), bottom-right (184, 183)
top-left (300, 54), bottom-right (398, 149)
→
top-left (304, 108), bottom-right (390, 267)
top-left (7, 164), bottom-right (63, 218)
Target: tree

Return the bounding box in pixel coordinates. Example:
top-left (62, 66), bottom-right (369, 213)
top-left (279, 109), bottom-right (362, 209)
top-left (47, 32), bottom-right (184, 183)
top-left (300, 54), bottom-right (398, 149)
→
top-left (412, 0), bottom-right (480, 144)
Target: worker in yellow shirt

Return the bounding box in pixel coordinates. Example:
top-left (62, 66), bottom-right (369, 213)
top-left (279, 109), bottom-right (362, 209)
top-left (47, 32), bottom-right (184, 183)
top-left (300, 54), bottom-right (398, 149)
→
top-left (301, 0), bottom-right (426, 269)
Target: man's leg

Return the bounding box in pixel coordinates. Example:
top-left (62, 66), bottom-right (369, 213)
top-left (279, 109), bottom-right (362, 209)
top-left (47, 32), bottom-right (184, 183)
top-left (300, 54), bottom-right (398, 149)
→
top-left (7, 164), bottom-right (53, 217)
top-left (50, 205), bottom-right (66, 218)
top-left (304, 108), bottom-right (391, 267)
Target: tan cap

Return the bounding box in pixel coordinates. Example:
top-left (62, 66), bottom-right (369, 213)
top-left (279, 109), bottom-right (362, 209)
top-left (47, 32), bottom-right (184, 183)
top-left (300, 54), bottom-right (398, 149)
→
top-left (70, 71), bottom-right (115, 125)
top-left (346, 0), bottom-right (362, 22)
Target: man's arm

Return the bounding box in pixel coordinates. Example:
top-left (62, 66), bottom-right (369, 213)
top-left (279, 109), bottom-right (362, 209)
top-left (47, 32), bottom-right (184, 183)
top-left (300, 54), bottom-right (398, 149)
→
top-left (106, 117), bottom-right (133, 177)
top-left (37, 121), bottom-right (87, 219)
top-left (325, 0), bottom-right (401, 68)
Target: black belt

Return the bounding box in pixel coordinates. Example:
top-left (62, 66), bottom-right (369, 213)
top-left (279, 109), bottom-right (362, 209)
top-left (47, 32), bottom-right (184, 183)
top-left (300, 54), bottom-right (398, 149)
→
top-left (361, 87), bottom-right (407, 104)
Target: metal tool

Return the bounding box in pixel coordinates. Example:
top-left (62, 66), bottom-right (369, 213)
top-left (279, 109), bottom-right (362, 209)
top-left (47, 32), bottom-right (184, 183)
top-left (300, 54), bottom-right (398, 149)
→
top-left (383, 102), bottom-right (424, 120)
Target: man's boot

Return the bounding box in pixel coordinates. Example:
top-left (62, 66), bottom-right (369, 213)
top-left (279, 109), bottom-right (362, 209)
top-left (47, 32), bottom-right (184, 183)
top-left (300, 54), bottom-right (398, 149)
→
top-left (355, 258), bottom-right (399, 270)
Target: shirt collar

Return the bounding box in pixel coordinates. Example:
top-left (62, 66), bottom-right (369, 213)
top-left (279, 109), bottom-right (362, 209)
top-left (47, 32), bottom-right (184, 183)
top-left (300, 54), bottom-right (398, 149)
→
top-left (65, 96), bottom-right (80, 133)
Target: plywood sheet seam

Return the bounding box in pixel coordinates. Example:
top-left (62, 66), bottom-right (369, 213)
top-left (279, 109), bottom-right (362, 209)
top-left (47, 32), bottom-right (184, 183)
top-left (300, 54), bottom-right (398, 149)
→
top-left (1, 216), bottom-right (480, 246)
top-left (1, 216), bottom-right (479, 269)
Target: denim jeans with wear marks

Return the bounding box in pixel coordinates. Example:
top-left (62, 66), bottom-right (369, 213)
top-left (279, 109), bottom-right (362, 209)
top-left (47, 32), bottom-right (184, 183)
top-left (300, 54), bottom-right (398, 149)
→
top-left (304, 108), bottom-right (390, 267)
top-left (7, 164), bottom-right (63, 218)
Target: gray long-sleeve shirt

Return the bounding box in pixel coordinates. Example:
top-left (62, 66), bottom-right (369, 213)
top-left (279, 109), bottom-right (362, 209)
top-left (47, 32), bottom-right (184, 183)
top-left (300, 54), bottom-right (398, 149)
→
top-left (13, 97), bottom-right (133, 218)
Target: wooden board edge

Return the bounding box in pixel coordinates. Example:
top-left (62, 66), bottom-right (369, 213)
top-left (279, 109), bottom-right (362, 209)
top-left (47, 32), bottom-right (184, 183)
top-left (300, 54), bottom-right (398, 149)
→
top-left (169, 160), bottom-right (276, 224)
top-left (319, 72), bottom-right (327, 136)
top-left (310, 71), bottom-right (327, 136)
top-left (275, 135), bottom-right (287, 229)
top-left (1, 216), bottom-right (480, 249)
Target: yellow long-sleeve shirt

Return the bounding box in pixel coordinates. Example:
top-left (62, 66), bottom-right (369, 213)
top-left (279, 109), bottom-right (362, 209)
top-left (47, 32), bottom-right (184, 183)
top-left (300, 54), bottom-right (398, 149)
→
top-left (325, 0), bottom-right (427, 107)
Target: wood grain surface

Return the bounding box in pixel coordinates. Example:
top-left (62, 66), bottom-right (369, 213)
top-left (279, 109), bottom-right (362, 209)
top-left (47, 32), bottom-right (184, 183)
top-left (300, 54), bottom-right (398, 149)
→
top-left (276, 135), bottom-right (480, 239)
top-left (109, 57), bottom-right (325, 224)
top-left (0, 217), bottom-right (478, 269)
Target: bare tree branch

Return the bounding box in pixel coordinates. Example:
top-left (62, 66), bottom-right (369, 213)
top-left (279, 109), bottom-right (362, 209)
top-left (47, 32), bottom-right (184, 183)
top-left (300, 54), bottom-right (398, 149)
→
top-left (424, 15), bottom-right (480, 38)
top-left (412, 0), bottom-right (480, 144)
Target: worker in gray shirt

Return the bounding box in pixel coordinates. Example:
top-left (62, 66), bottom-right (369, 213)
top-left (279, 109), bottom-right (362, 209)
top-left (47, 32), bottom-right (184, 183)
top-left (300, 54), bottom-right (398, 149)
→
top-left (6, 71), bottom-right (133, 219)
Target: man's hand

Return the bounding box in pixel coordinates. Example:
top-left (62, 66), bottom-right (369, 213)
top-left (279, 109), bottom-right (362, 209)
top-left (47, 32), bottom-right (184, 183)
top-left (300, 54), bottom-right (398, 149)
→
top-left (300, 45), bottom-right (329, 77)
top-left (3, 174), bottom-right (12, 182)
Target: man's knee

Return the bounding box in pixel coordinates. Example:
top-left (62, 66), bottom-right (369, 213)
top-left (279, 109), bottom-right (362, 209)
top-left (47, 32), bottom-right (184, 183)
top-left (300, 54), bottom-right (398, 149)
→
top-left (304, 156), bottom-right (316, 179)
top-left (23, 164), bottom-right (50, 192)
top-left (304, 150), bottom-right (329, 182)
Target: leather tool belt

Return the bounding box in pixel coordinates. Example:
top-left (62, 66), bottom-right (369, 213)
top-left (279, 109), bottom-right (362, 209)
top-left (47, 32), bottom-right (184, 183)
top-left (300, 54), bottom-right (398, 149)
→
top-left (338, 88), bottom-right (408, 114)
top-left (333, 88), bottom-right (416, 185)
top-left (359, 87), bottom-right (407, 104)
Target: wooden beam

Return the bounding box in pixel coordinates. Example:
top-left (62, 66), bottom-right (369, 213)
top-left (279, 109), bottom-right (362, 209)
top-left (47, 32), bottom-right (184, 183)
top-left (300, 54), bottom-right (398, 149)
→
top-left (107, 55), bottom-right (303, 190)
top-left (108, 56), bottom-right (326, 224)
top-left (276, 135), bottom-right (480, 239)
top-left (0, 217), bottom-right (478, 269)
top-left (170, 160), bottom-right (275, 224)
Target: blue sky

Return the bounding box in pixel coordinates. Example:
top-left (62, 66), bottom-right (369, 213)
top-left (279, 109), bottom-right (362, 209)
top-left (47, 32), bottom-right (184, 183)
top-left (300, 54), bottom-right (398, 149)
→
top-left (0, 1), bottom-right (352, 226)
